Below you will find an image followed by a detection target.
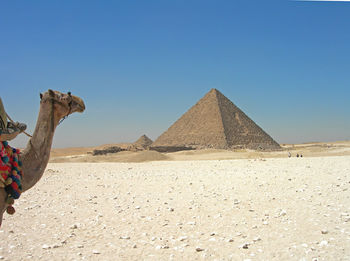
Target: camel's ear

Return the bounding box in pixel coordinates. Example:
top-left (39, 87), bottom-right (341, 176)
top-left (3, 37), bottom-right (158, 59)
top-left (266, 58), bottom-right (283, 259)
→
top-left (48, 89), bottom-right (55, 97)
top-left (40, 93), bottom-right (43, 100)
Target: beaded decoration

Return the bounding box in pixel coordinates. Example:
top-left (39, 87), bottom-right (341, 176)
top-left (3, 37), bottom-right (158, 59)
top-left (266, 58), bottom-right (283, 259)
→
top-left (0, 141), bottom-right (23, 215)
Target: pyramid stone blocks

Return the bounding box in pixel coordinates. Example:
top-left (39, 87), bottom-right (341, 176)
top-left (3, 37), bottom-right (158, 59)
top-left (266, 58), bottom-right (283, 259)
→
top-left (152, 89), bottom-right (280, 151)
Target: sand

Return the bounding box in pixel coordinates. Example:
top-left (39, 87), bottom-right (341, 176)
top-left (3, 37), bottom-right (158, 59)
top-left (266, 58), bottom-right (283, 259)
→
top-left (48, 141), bottom-right (350, 163)
top-left (1, 155), bottom-right (349, 260)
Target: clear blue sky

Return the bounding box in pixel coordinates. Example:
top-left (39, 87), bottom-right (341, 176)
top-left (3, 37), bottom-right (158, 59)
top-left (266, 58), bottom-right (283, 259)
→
top-left (1, 0), bottom-right (349, 148)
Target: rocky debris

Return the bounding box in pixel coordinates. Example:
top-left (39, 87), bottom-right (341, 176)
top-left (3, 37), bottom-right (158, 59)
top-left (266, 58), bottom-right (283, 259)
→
top-left (92, 146), bottom-right (125, 156)
top-left (178, 236), bottom-right (188, 241)
top-left (1, 156), bottom-right (349, 260)
top-left (42, 244), bottom-right (50, 250)
top-left (240, 243), bottom-right (250, 249)
top-left (321, 229), bottom-right (328, 234)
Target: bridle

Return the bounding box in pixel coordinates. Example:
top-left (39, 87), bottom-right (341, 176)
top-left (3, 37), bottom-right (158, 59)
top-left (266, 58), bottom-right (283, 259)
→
top-left (58, 91), bottom-right (73, 125)
top-left (41, 91), bottom-right (73, 126)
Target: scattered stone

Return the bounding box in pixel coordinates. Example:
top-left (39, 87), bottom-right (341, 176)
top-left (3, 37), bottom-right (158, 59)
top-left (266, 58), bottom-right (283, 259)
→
top-left (240, 243), bottom-right (249, 249)
top-left (279, 209), bottom-right (287, 216)
top-left (156, 245), bottom-right (169, 250)
top-left (253, 236), bottom-right (261, 242)
top-left (196, 247), bottom-right (205, 252)
top-left (321, 229), bottom-right (328, 234)
top-left (178, 236), bottom-right (188, 241)
top-left (70, 223), bottom-right (79, 229)
top-left (42, 244), bottom-right (50, 250)
top-left (319, 240), bottom-right (328, 247)
top-left (226, 238), bottom-right (234, 242)
top-left (120, 236), bottom-right (130, 240)
top-left (92, 250), bottom-right (100, 254)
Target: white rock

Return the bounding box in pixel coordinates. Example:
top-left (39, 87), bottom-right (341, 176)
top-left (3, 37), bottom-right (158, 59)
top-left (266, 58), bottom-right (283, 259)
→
top-left (321, 229), bottom-right (328, 234)
top-left (42, 244), bottom-right (50, 249)
top-left (279, 209), bottom-right (287, 216)
top-left (319, 240), bottom-right (328, 247)
top-left (253, 236), bottom-right (261, 242)
top-left (92, 249), bottom-right (100, 254)
top-left (178, 236), bottom-right (188, 241)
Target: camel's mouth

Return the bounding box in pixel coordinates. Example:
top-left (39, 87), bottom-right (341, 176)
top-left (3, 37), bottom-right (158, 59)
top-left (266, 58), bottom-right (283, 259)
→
top-left (70, 96), bottom-right (86, 113)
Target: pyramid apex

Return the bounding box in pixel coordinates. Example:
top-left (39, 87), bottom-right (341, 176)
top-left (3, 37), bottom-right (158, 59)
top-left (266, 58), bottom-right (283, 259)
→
top-left (208, 88), bottom-right (224, 96)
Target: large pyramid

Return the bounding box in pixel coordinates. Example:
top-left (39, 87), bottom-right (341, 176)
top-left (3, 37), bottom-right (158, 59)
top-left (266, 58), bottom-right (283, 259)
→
top-left (151, 89), bottom-right (280, 150)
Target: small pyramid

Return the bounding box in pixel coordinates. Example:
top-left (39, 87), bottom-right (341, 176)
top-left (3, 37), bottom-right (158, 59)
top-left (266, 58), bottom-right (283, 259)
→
top-left (134, 134), bottom-right (153, 148)
top-left (152, 89), bottom-right (280, 150)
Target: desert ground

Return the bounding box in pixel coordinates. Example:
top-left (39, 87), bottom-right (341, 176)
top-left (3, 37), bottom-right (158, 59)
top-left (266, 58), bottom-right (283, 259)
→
top-left (0, 141), bottom-right (349, 260)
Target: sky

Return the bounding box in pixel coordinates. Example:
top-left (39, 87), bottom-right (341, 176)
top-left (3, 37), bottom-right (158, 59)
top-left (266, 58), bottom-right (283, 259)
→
top-left (0, 0), bottom-right (349, 148)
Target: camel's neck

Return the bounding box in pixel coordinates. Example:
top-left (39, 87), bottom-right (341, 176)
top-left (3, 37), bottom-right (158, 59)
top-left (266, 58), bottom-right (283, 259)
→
top-left (21, 101), bottom-right (59, 192)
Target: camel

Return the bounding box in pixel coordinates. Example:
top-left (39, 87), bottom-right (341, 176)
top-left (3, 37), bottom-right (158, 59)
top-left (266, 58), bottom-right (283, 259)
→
top-left (0, 89), bottom-right (85, 226)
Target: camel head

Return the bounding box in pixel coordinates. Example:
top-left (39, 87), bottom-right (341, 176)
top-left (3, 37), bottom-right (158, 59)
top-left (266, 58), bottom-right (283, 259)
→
top-left (40, 89), bottom-right (85, 121)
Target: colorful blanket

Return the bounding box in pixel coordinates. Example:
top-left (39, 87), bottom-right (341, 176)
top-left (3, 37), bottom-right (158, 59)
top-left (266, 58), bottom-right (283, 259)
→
top-left (0, 141), bottom-right (22, 215)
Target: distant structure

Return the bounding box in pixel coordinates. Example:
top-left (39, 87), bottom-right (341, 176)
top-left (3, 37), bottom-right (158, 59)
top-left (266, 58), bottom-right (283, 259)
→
top-left (134, 134), bottom-right (153, 149)
top-left (151, 89), bottom-right (280, 151)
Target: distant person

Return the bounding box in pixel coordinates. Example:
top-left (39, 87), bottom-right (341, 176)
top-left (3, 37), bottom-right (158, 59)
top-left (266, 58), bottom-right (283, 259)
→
top-left (296, 154), bottom-right (299, 158)
top-left (288, 152), bottom-right (291, 158)
top-left (0, 97), bottom-right (27, 141)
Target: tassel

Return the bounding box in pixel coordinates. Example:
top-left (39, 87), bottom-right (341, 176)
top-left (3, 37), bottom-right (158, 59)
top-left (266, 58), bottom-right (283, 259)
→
top-left (6, 206), bottom-right (15, 215)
